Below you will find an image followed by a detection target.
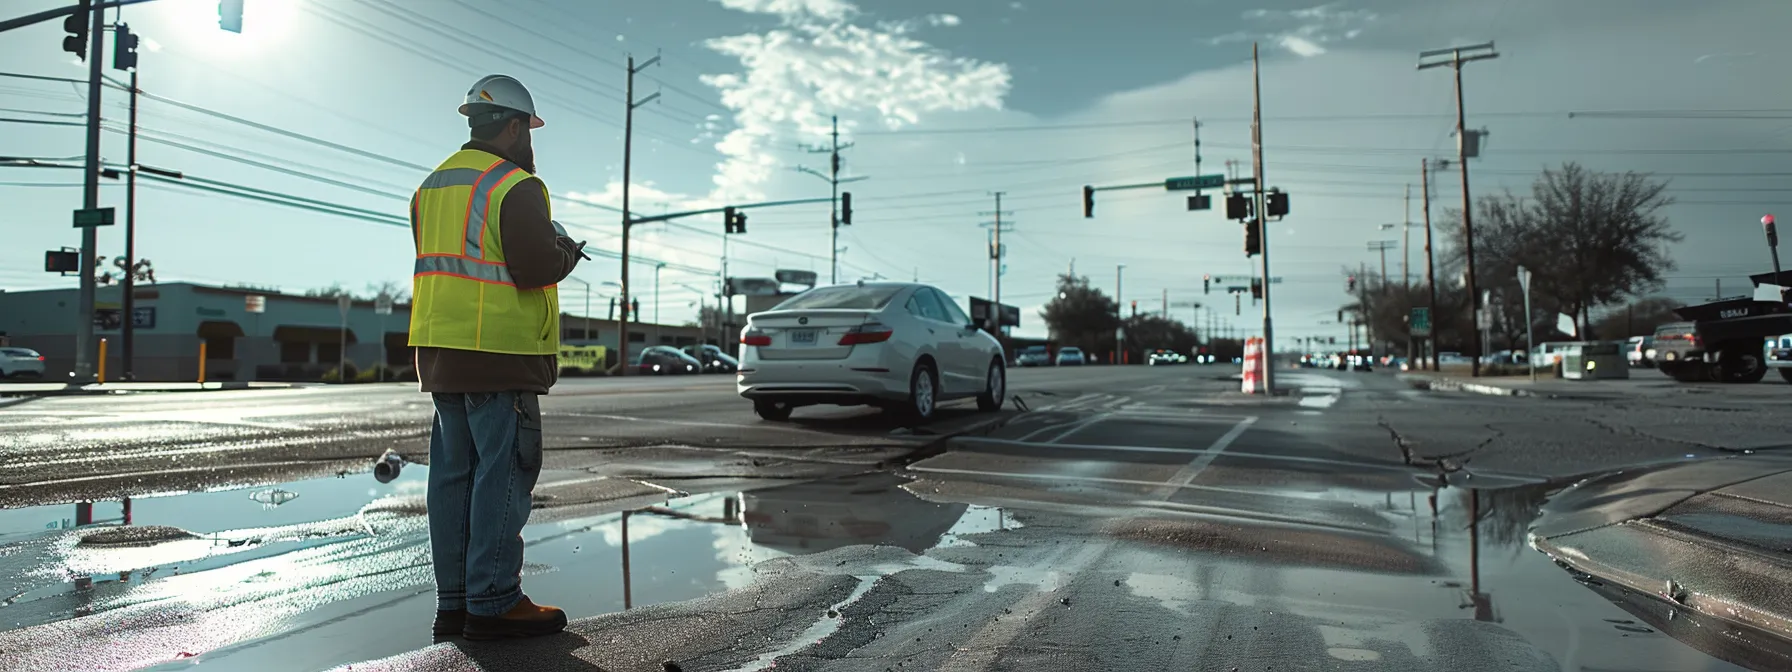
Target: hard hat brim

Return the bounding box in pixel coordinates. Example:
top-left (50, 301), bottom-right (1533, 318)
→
top-left (529, 115), bottom-right (545, 129)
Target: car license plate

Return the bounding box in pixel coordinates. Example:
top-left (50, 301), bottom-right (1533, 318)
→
top-left (789, 329), bottom-right (819, 345)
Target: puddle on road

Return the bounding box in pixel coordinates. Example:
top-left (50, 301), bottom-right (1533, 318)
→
top-left (0, 468), bottom-right (1016, 672)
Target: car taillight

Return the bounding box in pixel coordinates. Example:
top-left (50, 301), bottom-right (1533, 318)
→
top-left (741, 330), bottom-right (772, 346)
top-left (839, 323), bottom-right (894, 346)
top-left (36, 356), bottom-right (44, 361)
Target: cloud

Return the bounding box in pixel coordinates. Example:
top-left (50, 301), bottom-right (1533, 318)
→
top-left (1213, 2), bottom-right (1379, 57)
top-left (715, 0), bottom-right (854, 21)
top-left (701, 0), bottom-right (1010, 201)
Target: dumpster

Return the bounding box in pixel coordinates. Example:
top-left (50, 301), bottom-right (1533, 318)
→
top-left (1561, 341), bottom-right (1629, 380)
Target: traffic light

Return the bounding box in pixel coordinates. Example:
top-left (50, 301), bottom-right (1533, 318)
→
top-left (632, 298), bottom-right (641, 320)
top-left (723, 207), bottom-right (747, 234)
top-left (63, 0), bottom-right (91, 60)
top-left (113, 23), bottom-right (139, 71)
top-left (1346, 274), bottom-right (1357, 292)
top-left (1266, 190), bottom-right (1289, 218)
top-left (219, 0), bottom-right (244, 33)
top-left (1082, 185), bottom-right (1095, 218)
top-left (1225, 193), bottom-right (1251, 220)
top-left (45, 249), bottom-right (79, 274)
top-left (1250, 278), bottom-right (1263, 300)
top-left (1130, 300), bottom-right (1137, 317)
top-left (1203, 274), bottom-right (1211, 295)
top-left (840, 192), bottom-right (852, 225)
top-left (1337, 309), bottom-right (1343, 322)
top-left (1244, 218), bottom-right (1262, 257)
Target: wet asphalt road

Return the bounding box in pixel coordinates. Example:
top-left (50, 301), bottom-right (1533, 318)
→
top-left (0, 365), bottom-right (1785, 670)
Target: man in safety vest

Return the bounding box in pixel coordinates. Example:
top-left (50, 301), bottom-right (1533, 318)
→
top-left (409, 74), bottom-right (584, 640)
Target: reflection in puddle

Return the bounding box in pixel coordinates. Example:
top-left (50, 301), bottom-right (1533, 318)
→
top-left (14, 469), bottom-right (1021, 672)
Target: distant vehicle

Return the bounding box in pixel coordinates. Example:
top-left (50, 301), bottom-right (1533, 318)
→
top-left (736, 282), bottom-right (1006, 422)
top-left (683, 343), bottom-right (740, 373)
top-left (1766, 334), bottom-right (1792, 383)
top-left (1055, 347), bottom-right (1086, 366)
top-left (1014, 345), bottom-right (1052, 367)
top-left (0, 347), bottom-right (45, 379)
top-left (632, 345), bottom-right (702, 375)
top-left (1626, 336), bottom-right (1657, 368)
top-left (1147, 349), bottom-right (1184, 366)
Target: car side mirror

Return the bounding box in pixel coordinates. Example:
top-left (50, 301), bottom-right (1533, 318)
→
top-left (965, 322), bottom-right (980, 332)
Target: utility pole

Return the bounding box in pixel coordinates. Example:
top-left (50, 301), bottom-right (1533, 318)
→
top-left (1367, 240), bottom-right (1396, 286)
top-left (979, 192), bottom-right (1013, 332)
top-left (799, 116), bottom-right (866, 285)
top-left (1250, 42), bottom-right (1278, 392)
top-left (1162, 288), bottom-right (1168, 317)
top-left (1420, 41), bottom-right (1498, 377)
top-left (1421, 158), bottom-right (1440, 372)
top-left (617, 52), bottom-right (661, 376)
top-left (121, 44), bottom-right (139, 380)
top-left (1403, 184), bottom-right (1412, 286)
top-left (73, 0), bottom-right (106, 382)
top-left (1116, 264), bottom-right (1125, 363)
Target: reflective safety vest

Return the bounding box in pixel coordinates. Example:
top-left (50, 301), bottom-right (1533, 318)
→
top-left (408, 149), bottom-right (560, 355)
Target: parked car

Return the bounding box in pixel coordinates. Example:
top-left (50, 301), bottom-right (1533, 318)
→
top-left (1147, 349), bottom-right (1184, 366)
top-left (1055, 347), bottom-right (1086, 366)
top-left (632, 345), bottom-right (702, 375)
top-left (1626, 335), bottom-right (1657, 368)
top-left (1767, 334), bottom-right (1792, 383)
top-left (683, 343), bottom-right (740, 373)
top-left (0, 347), bottom-right (45, 379)
top-left (1014, 345), bottom-right (1052, 367)
top-left (737, 281), bottom-right (1005, 422)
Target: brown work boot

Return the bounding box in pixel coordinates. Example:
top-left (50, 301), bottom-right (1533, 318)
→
top-left (433, 609), bottom-right (467, 638)
top-left (462, 596), bottom-right (568, 640)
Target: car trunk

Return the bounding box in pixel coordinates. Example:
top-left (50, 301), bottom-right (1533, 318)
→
top-left (748, 310), bottom-right (878, 361)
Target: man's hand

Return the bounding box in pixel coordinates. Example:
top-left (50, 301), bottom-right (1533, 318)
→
top-left (556, 236), bottom-right (591, 261)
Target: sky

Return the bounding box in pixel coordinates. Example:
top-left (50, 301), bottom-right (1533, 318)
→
top-left (2, 0), bottom-right (1789, 341)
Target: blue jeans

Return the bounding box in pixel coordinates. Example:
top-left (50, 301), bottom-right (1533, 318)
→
top-left (427, 391), bottom-right (544, 617)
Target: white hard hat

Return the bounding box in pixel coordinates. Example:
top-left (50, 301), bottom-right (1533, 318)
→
top-left (459, 74), bottom-right (544, 129)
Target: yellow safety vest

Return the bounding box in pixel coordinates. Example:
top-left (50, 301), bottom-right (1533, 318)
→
top-left (407, 149), bottom-right (560, 355)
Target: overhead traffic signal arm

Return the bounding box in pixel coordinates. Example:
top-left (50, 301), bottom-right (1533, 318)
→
top-left (1077, 180), bottom-right (1162, 219)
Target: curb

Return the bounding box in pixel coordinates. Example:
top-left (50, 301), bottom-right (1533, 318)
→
top-left (1402, 374), bottom-right (1533, 397)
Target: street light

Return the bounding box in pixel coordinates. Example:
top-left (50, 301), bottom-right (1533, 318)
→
top-left (563, 276), bottom-right (593, 340)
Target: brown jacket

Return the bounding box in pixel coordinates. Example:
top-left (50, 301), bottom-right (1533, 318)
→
top-left (414, 141), bottom-right (581, 394)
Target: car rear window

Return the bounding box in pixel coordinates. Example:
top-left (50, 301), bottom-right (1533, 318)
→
top-left (773, 285), bottom-right (904, 311)
top-left (1021, 346), bottom-right (1048, 354)
top-left (1654, 322), bottom-right (1695, 338)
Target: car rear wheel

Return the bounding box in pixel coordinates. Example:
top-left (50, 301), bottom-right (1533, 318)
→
top-left (906, 362), bottom-right (939, 422)
top-left (753, 399), bottom-right (794, 422)
top-left (1780, 368), bottom-right (1792, 384)
top-left (976, 359), bottom-right (1004, 412)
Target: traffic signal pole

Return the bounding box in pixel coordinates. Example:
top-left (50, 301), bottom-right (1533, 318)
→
top-left (73, 0), bottom-right (105, 382)
top-left (122, 65), bottom-right (138, 379)
top-left (1250, 42), bottom-right (1277, 394)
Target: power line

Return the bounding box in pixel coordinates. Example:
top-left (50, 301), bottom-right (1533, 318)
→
top-left (849, 108), bottom-right (1792, 136)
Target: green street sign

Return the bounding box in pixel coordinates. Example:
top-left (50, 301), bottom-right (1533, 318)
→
top-left (73, 207), bottom-right (116, 228)
top-left (1164, 174), bottom-right (1225, 191)
top-left (1410, 307), bottom-right (1432, 336)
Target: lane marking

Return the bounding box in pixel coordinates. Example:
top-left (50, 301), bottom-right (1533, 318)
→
top-left (947, 436), bottom-right (1413, 473)
top-left (934, 415), bottom-right (1257, 671)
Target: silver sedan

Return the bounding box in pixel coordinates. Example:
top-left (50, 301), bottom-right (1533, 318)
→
top-left (737, 282), bottom-right (1006, 422)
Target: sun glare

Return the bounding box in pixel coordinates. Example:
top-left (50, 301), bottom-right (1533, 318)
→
top-left (157, 0), bottom-right (302, 56)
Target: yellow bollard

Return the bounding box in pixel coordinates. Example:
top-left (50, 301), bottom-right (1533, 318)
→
top-left (97, 338), bottom-right (107, 384)
top-left (197, 341), bottom-right (207, 383)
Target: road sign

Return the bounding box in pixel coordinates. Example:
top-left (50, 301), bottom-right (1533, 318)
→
top-left (245, 295), bottom-right (266, 314)
top-left (1410, 307), bottom-right (1431, 336)
top-left (1164, 175), bottom-right (1225, 191)
top-left (72, 207), bottom-right (115, 228)
top-left (338, 294), bottom-right (352, 318)
top-left (1209, 275), bottom-right (1282, 284)
top-left (375, 292), bottom-right (394, 315)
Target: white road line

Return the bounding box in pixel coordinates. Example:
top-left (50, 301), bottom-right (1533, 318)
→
top-left (948, 436), bottom-right (1413, 474)
top-left (934, 415), bottom-right (1258, 671)
top-left (558, 412), bottom-right (816, 434)
top-left (1031, 412), bottom-right (1114, 444)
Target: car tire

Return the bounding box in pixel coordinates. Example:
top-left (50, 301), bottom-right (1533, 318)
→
top-left (753, 400), bottom-right (794, 422)
top-left (905, 361), bottom-right (939, 422)
top-left (1780, 368), bottom-right (1792, 384)
top-left (976, 358), bottom-right (1005, 413)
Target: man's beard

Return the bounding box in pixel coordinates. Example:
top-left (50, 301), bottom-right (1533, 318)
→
top-left (510, 139), bottom-right (536, 174)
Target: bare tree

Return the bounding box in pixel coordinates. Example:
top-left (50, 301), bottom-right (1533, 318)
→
top-left (1442, 163), bottom-right (1680, 338)
top-left (366, 280), bottom-right (409, 302)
